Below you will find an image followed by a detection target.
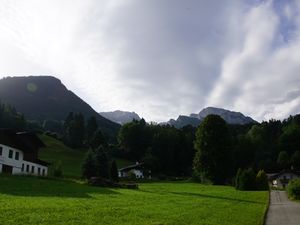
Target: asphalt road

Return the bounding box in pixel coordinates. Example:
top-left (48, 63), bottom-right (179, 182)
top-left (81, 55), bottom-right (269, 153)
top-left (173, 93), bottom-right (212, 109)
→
top-left (265, 190), bottom-right (300, 225)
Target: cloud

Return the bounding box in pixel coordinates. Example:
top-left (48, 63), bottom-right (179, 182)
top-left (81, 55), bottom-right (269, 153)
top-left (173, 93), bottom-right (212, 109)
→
top-left (0, 0), bottom-right (300, 122)
top-left (206, 0), bottom-right (300, 121)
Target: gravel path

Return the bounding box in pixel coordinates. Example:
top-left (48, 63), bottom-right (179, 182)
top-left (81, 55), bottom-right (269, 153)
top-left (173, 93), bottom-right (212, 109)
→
top-left (265, 190), bottom-right (300, 225)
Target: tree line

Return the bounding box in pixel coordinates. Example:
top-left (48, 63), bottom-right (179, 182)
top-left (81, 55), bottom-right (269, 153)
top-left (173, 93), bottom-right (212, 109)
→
top-left (115, 114), bottom-right (300, 184)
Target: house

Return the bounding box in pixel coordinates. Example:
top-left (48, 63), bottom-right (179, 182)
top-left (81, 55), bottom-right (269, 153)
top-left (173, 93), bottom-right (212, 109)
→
top-left (267, 170), bottom-right (300, 188)
top-left (118, 162), bottom-right (145, 179)
top-left (0, 130), bottom-right (49, 176)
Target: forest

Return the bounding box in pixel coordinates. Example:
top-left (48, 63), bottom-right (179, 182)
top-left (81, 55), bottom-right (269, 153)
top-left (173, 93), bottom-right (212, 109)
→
top-left (1, 98), bottom-right (300, 184)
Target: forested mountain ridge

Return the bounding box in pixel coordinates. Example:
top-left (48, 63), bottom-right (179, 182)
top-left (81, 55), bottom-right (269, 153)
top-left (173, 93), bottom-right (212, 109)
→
top-left (0, 76), bottom-right (120, 136)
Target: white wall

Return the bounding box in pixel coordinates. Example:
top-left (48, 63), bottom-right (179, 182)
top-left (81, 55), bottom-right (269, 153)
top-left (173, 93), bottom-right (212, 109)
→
top-left (0, 144), bottom-right (24, 172)
top-left (0, 144), bottom-right (47, 176)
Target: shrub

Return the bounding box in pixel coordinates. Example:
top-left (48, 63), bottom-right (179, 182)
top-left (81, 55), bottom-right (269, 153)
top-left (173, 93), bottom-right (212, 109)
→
top-left (235, 168), bottom-right (242, 190)
top-left (53, 161), bottom-right (63, 177)
top-left (256, 170), bottom-right (269, 190)
top-left (287, 179), bottom-right (300, 200)
top-left (236, 168), bottom-right (256, 190)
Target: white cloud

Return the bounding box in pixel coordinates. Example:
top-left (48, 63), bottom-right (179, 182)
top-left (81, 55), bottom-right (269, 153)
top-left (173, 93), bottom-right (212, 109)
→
top-left (0, 0), bottom-right (300, 122)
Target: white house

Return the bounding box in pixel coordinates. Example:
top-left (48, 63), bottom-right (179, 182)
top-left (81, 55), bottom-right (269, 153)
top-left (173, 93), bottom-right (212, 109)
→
top-left (118, 162), bottom-right (145, 179)
top-left (267, 170), bottom-right (300, 188)
top-left (0, 130), bottom-right (49, 176)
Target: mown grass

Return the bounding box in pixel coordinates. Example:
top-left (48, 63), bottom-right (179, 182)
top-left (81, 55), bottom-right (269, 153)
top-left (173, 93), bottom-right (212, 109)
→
top-left (0, 175), bottom-right (268, 225)
top-left (38, 134), bottom-right (132, 178)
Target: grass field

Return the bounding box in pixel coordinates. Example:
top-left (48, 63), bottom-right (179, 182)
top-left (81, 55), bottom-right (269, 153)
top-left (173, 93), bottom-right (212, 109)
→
top-left (38, 134), bottom-right (132, 178)
top-left (0, 175), bottom-right (268, 225)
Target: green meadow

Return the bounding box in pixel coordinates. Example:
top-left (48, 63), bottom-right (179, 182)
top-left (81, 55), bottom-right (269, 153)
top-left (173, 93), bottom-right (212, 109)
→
top-left (0, 176), bottom-right (268, 225)
top-left (38, 134), bottom-right (132, 178)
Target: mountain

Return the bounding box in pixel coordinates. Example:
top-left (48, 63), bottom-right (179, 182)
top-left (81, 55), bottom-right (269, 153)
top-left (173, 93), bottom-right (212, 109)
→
top-left (0, 76), bottom-right (120, 136)
top-left (165, 115), bottom-right (202, 128)
top-left (164, 107), bottom-right (257, 128)
top-left (100, 110), bottom-right (141, 125)
top-left (193, 107), bottom-right (257, 124)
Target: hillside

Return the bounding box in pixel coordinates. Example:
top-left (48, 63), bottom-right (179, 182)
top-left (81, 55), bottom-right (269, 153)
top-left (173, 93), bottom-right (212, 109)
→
top-left (0, 76), bottom-right (120, 136)
top-left (100, 110), bottom-right (141, 125)
top-left (39, 134), bottom-right (132, 178)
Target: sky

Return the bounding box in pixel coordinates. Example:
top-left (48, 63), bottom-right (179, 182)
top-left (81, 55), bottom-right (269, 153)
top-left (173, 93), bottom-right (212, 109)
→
top-left (0, 0), bottom-right (300, 122)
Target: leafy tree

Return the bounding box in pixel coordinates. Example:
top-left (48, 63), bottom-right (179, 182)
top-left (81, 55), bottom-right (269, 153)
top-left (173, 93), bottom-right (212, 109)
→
top-left (236, 168), bottom-right (256, 190)
top-left (291, 150), bottom-right (300, 170)
top-left (110, 160), bottom-right (119, 182)
top-left (118, 119), bottom-right (152, 160)
top-left (82, 150), bottom-right (97, 179)
top-left (256, 170), bottom-right (269, 190)
top-left (279, 124), bottom-right (300, 155)
top-left (141, 148), bottom-right (160, 174)
top-left (277, 151), bottom-right (290, 170)
top-left (193, 115), bottom-right (232, 184)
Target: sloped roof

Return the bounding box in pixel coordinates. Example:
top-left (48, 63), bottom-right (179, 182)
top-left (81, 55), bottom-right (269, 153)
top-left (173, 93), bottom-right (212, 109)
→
top-left (0, 129), bottom-right (45, 153)
top-left (119, 163), bottom-right (144, 172)
top-left (267, 170), bottom-right (300, 180)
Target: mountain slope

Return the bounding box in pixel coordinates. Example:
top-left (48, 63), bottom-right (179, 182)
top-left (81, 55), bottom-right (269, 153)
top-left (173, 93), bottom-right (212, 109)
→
top-left (100, 110), bottom-right (141, 125)
top-left (0, 76), bottom-right (120, 136)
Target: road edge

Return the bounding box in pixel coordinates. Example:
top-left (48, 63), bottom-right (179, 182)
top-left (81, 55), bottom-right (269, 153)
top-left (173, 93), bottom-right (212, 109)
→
top-left (260, 190), bottom-right (271, 225)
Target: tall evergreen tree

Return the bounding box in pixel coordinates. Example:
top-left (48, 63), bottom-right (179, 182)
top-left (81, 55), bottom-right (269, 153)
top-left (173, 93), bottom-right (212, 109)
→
top-left (86, 116), bottom-right (98, 140)
top-left (89, 130), bottom-right (107, 149)
top-left (82, 150), bottom-right (97, 179)
top-left (95, 146), bottom-right (110, 179)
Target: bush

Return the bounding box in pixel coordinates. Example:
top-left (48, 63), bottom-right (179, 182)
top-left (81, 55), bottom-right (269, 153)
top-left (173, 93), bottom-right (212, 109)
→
top-left (236, 168), bottom-right (256, 190)
top-left (256, 170), bottom-right (269, 190)
top-left (287, 179), bottom-right (300, 200)
top-left (53, 161), bottom-right (63, 177)
top-left (235, 168), bottom-right (242, 189)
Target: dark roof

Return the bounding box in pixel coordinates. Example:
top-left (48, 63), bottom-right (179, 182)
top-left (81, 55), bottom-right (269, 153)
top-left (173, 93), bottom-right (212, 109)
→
top-left (267, 170), bottom-right (300, 180)
top-left (35, 159), bottom-right (51, 166)
top-left (0, 129), bottom-right (46, 153)
top-left (119, 163), bottom-right (144, 172)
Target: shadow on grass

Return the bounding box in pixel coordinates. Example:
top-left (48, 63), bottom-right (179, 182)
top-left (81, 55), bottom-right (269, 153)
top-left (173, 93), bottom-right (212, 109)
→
top-left (0, 175), bottom-right (119, 198)
top-left (170, 191), bottom-right (265, 205)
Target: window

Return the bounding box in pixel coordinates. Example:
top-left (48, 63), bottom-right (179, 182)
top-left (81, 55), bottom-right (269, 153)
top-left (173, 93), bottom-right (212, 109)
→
top-left (31, 166), bottom-right (35, 173)
top-left (15, 152), bottom-right (19, 160)
top-left (21, 164), bottom-right (24, 172)
top-left (0, 146), bottom-right (2, 156)
top-left (42, 169), bottom-right (45, 176)
top-left (8, 150), bottom-right (13, 158)
top-left (26, 165), bottom-right (29, 172)
top-left (38, 168), bottom-right (41, 176)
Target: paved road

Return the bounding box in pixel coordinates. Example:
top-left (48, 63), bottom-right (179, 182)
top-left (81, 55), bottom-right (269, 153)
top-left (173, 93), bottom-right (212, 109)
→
top-left (265, 190), bottom-right (300, 225)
